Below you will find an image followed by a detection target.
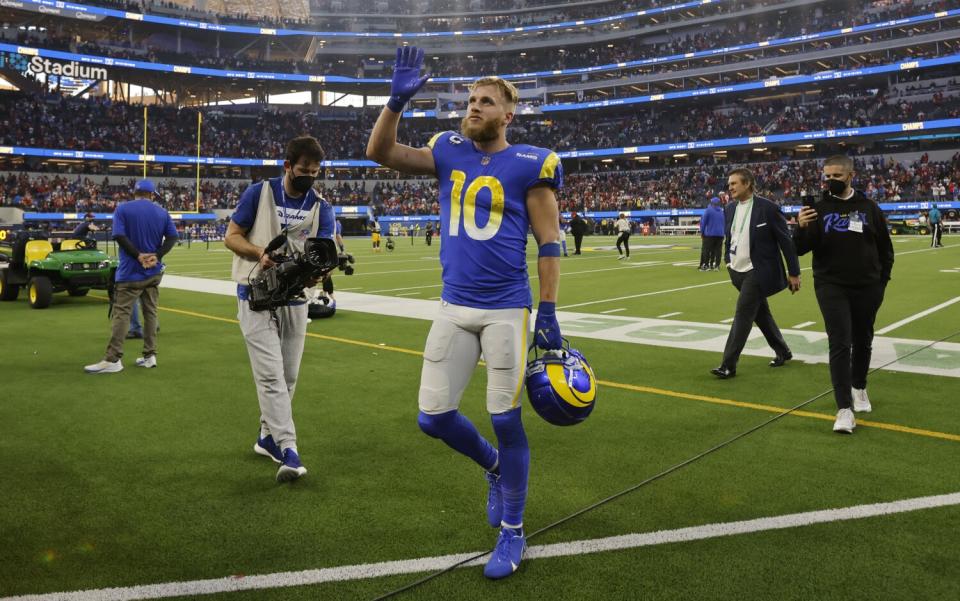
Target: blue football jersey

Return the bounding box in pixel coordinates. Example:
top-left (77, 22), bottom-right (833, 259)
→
top-left (428, 131), bottom-right (563, 309)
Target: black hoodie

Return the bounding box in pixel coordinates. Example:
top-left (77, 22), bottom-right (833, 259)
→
top-left (793, 190), bottom-right (894, 287)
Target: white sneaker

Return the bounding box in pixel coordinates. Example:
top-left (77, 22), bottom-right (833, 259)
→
top-left (617, 255), bottom-right (625, 260)
top-left (833, 408), bottom-right (856, 434)
top-left (852, 388), bottom-right (872, 413)
top-left (135, 355), bottom-right (157, 368)
top-left (84, 359), bottom-right (123, 374)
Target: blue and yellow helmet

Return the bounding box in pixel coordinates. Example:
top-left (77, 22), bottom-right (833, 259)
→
top-left (525, 342), bottom-right (597, 426)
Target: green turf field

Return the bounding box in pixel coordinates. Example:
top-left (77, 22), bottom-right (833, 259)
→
top-left (1, 234), bottom-right (958, 600)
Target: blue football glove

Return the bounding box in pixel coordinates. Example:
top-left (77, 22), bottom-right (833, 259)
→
top-left (387, 46), bottom-right (430, 113)
top-left (534, 302), bottom-right (563, 351)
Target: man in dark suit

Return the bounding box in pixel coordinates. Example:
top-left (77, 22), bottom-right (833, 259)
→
top-left (711, 168), bottom-right (801, 378)
top-left (570, 211), bottom-right (588, 255)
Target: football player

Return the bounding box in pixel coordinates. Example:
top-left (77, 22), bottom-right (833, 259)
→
top-left (367, 47), bottom-right (564, 580)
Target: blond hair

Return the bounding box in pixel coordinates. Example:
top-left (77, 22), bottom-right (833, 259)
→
top-left (469, 76), bottom-right (519, 111)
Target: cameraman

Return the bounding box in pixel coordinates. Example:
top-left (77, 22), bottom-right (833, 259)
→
top-left (225, 136), bottom-right (335, 482)
top-left (794, 155), bottom-right (894, 434)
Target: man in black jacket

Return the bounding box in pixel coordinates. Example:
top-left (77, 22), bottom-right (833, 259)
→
top-left (570, 211), bottom-right (588, 255)
top-left (712, 168), bottom-right (801, 379)
top-left (795, 155), bottom-right (894, 434)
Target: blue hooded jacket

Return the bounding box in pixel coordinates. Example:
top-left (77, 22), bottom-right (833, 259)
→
top-left (700, 198), bottom-right (725, 237)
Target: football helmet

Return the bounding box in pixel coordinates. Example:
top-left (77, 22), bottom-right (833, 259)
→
top-left (525, 341), bottom-right (597, 426)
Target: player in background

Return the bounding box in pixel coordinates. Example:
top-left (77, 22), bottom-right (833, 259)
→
top-left (367, 47), bottom-right (564, 580)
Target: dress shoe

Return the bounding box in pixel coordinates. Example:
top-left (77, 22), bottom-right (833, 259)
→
top-left (769, 351), bottom-right (793, 367)
top-left (710, 366), bottom-right (736, 379)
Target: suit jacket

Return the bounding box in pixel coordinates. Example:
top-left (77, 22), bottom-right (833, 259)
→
top-left (724, 195), bottom-right (800, 297)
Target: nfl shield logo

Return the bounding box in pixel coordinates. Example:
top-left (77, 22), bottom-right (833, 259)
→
top-left (481, 156), bottom-right (491, 166)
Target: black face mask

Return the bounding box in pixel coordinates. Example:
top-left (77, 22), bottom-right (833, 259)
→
top-left (289, 174), bottom-right (316, 195)
top-left (826, 178), bottom-right (848, 197)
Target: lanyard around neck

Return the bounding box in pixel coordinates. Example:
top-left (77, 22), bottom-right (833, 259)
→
top-left (733, 199), bottom-right (753, 240)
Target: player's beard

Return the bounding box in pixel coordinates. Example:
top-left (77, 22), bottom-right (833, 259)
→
top-left (460, 114), bottom-right (503, 143)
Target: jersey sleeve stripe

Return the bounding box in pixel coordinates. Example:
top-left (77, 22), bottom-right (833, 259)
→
top-left (426, 132), bottom-right (445, 149)
top-left (539, 152), bottom-right (560, 180)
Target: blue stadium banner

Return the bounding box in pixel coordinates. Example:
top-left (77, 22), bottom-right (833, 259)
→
top-left (3, 118), bottom-right (960, 166)
top-left (2, 44), bottom-right (959, 116)
top-left (22, 212), bottom-right (218, 221)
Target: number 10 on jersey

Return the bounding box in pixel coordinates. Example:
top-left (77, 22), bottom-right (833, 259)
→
top-left (448, 170), bottom-right (505, 241)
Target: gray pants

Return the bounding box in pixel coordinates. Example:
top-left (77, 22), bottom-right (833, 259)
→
top-left (238, 300), bottom-right (308, 450)
top-left (105, 274), bottom-right (162, 362)
top-left (721, 268), bottom-right (790, 370)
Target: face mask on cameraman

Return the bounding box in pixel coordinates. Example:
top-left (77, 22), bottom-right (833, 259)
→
top-left (290, 174), bottom-right (316, 195)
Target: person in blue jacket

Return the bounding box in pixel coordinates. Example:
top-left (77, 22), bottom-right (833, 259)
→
top-left (699, 196), bottom-right (725, 271)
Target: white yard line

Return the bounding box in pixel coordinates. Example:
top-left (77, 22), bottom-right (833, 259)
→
top-left (658, 312), bottom-right (683, 318)
top-left (8, 492), bottom-right (958, 601)
top-left (600, 308), bottom-right (627, 314)
top-left (558, 279), bottom-right (730, 310)
top-left (395, 292), bottom-right (421, 297)
top-left (876, 296), bottom-right (960, 335)
top-left (792, 321), bottom-right (816, 329)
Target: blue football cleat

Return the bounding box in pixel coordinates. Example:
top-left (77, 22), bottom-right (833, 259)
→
top-left (254, 433), bottom-right (283, 464)
top-left (486, 471), bottom-right (503, 527)
top-left (276, 448), bottom-right (307, 482)
top-left (483, 527), bottom-right (526, 580)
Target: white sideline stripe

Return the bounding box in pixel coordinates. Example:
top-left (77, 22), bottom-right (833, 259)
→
top-left (395, 291), bottom-right (421, 297)
top-left (720, 317), bottom-right (735, 324)
top-left (8, 492), bottom-right (958, 601)
top-left (658, 312), bottom-right (683, 318)
top-left (876, 296), bottom-right (960, 335)
top-left (367, 283), bottom-right (443, 294)
top-left (601, 308), bottom-right (627, 314)
top-left (792, 321), bottom-right (816, 329)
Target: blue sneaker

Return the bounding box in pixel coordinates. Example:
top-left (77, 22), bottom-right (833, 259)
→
top-left (486, 471), bottom-right (503, 527)
top-left (253, 433), bottom-right (282, 464)
top-left (276, 448), bottom-right (307, 482)
top-left (483, 527), bottom-right (526, 580)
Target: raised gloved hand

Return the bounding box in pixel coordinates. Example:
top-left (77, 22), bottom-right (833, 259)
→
top-left (534, 302), bottom-right (563, 351)
top-left (387, 46), bottom-right (430, 113)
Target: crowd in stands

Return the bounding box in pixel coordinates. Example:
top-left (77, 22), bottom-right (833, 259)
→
top-left (6, 0), bottom-right (947, 81)
top-left (4, 154), bottom-right (958, 215)
top-left (0, 173), bottom-right (242, 212)
top-left (4, 90), bottom-right (958, 160)
top-left (559, 154), bottom-right (960, 212)
top-left (70, 0), bottom-right (778, 34)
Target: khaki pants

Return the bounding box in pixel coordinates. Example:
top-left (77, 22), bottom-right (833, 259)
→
top-left (105, 274), bottom-right (162, 362)
top-left (237, 300), bottom-right (308, 450)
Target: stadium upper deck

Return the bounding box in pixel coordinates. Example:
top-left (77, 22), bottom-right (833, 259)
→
top-left (2, 0), bottom-right (956, 106)
top-left (0, 0), bottom-right (958, 180)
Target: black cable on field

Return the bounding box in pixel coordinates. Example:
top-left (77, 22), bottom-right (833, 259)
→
top-left (370, 329), bottom-right (960, 601)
